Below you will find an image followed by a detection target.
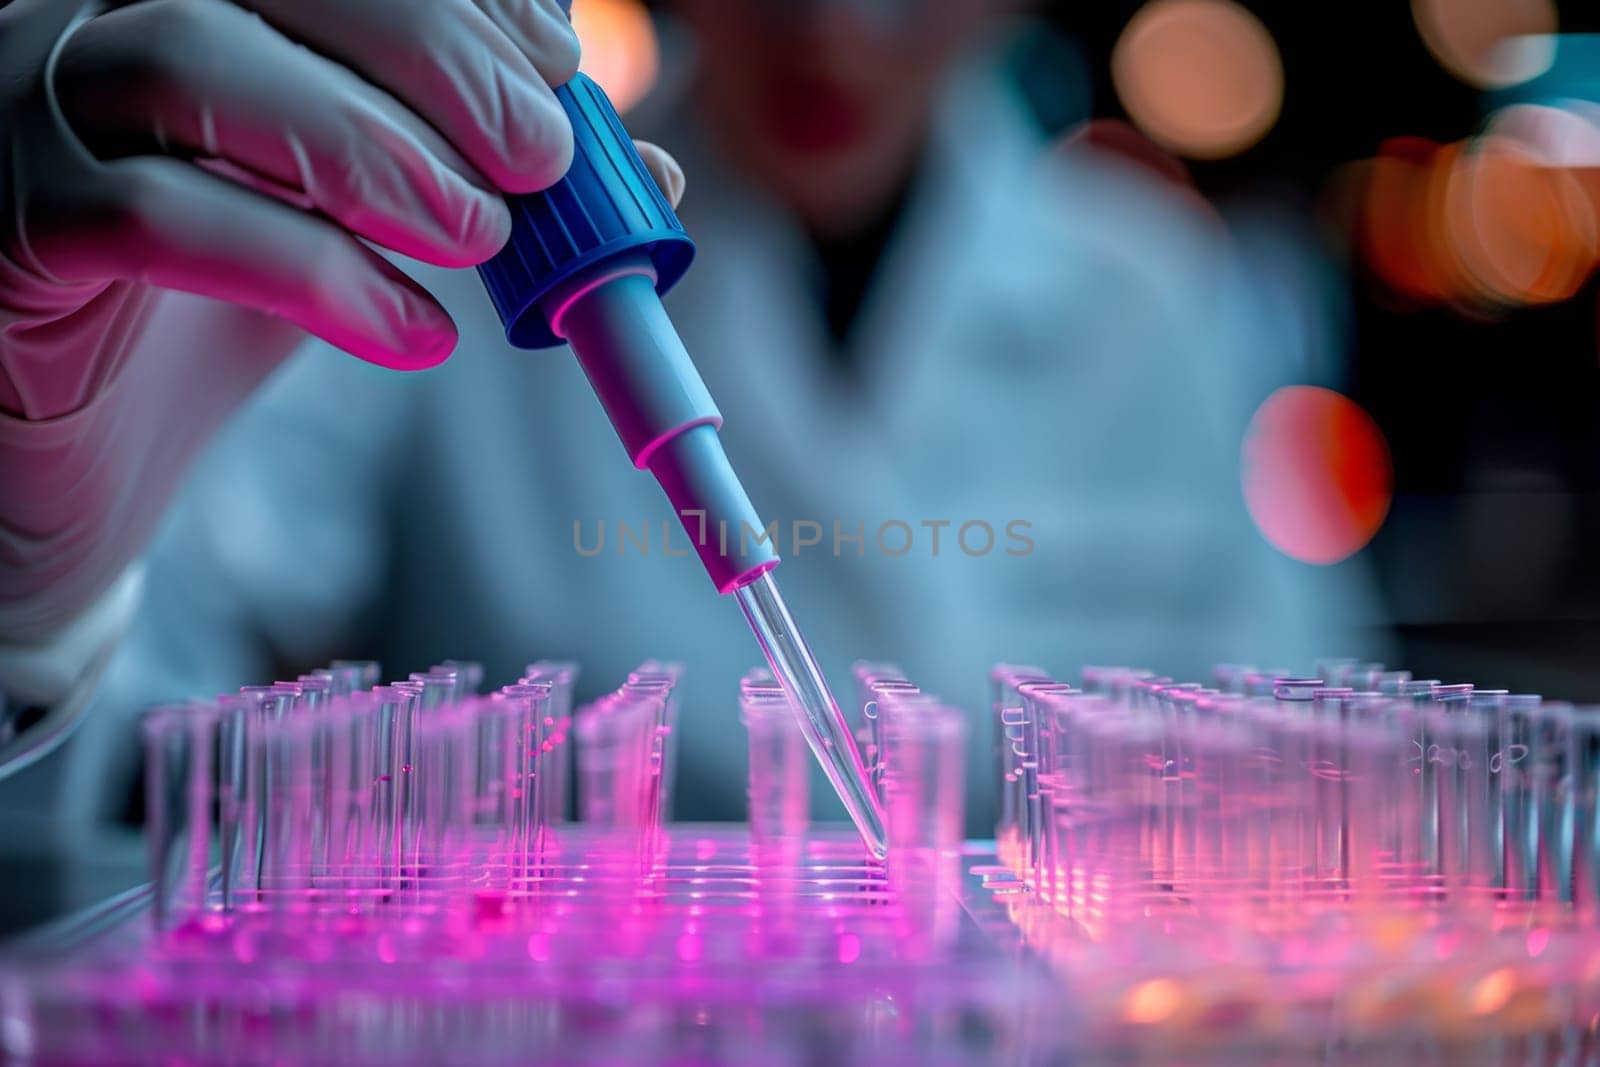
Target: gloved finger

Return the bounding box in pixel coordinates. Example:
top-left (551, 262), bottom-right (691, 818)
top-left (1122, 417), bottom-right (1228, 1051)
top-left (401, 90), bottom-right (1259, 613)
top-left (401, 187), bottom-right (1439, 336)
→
top-left (633, 141), bottom-right (686, 208)
top-left (469, 0), bottom-right (583, 87)
top-left (36, 156), bottom-right (458, 370)
top-left (241, 0), bottom-right (578, 193)
top-left (55, 0), bottom-right (511, 268)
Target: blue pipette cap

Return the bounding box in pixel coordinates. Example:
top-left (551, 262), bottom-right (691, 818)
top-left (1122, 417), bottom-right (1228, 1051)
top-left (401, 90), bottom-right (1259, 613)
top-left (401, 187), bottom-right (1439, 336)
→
top-left (477, 74), bottom-right (695, 349)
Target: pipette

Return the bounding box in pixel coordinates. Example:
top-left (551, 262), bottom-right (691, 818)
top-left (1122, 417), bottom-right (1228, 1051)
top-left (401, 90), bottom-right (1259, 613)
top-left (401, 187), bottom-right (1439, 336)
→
top-left (476, 75), bottom-right (887, 858)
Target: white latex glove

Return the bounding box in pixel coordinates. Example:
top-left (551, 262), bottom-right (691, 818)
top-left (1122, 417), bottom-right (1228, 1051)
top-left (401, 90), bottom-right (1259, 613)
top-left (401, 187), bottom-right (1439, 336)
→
top-left (0, 0), bottom-right (681, 671)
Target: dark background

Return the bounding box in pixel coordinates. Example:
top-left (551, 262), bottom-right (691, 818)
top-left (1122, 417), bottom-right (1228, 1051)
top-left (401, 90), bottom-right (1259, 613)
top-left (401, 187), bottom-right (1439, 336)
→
top-left (1010, 1), bottom-right (1600, 700)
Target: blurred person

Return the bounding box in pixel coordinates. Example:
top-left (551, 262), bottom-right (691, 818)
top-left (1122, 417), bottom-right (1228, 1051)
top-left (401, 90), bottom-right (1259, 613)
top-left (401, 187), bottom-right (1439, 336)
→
top-left (0, 0), bottom-right (1377, 864)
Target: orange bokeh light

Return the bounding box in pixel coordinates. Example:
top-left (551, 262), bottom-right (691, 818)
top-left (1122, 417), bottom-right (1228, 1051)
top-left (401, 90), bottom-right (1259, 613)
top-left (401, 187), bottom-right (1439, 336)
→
top-left (1357, 138), bottom-right (1455, 305)
top-left (572, 0), bottom-right (660, 114)
top-left (1471, 968), bottom-right (1517, 1015)
top-left (1442, 139), bottom-right (1600, 306)
top-left (1411, 0), bottom-right (1556, 89)
top-left (1123, 979), bottom-right (1184, 1024)
top-left (1353, 130), bottom-right (1600, 310)
top-left (1242, 387), bottom-right (1393, 566)
top-left (1112, 0), bottom-right (1284, 160)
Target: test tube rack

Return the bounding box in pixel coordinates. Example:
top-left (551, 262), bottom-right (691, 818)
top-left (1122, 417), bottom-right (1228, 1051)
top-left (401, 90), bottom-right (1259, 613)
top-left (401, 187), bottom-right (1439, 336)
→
top-left (5, 656), bottom-right (1600, 1065)
top-left (982, 660), bottom-right (1600, 1055)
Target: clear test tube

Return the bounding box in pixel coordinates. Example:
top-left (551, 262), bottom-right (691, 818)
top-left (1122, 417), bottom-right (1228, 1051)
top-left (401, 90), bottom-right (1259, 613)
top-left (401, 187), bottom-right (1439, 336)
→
top-left (256, 685), bottom-right (314, 907)
top-left (1023, 683), bottom-right (1080, 902)
top-left (1006, 681), bottom-right (1053, 879)
top-left (1463, 689), bottom-right (1510, 898)
top-left (523, 662), bottom-right (578, 825)
top-left (995, 698), bottom-right (1030, 873)
top-left (853, 661), bottom-right (907, 726)
top-left (309, 694), bottom-right (347, 889)
top-left (1231, 697), bottom-right (1278, 909)
top-left (1163, 691), bottom-right (1201, 900)
top-left (575, 693), bottom-right (656, 871)
top-left (575, 696), bottom-right (619, 826)
top-left (474, 692), bottom-right (522, 875)
top-left (627, 665), bottom-right (683, 817)
top-left (1338, 709), bottom-right (1407, 906)
top-left (1148, 682), bottom-right (1200, 895)
top-left (1398, 686), bottom-right (1467, 905)
top-left (741, 687), bottom-right (810, 857)
top-left (369, 685), bottom-right (418, 893)
top-left (1394, 680), bottom-right (1443, 888)
top-left (878, 692), bottom-right (967, 960)
top-left (1425, 706), bottom-right (1491, 908)
top-left (1307, 687), bottom-right (1356, 896)
top-left (618, 694), bottom-right (658, 864)
top-left (1081, 702), bottom-right (1163, 924)
top-left (621, 674), bottom-right (676, 858)
top-left (1125, 683), bottom-right (1170, 898)
top-left (1347, 692), bottom-right (1408, 893)
top-left (1272, 704), bottom-right (1321, 911)
top-left (636, 664), bottom-right (686, 811)
top-left (1529, 703), bottom-right (1578, 909)
top-left (1271, 680), bottom-right (1323, 903)
top-left (414, 700), bottom-right (475, 890)
top-left (1435, 686), bottom-right (1491, 906)
top-left (1501, 693), bottom-right (1544, 903)
top-left (398, 676), bottom-right (462, 880)
top-left (1166, 686), bottom-right (1220, 900)
top-left (142, 702), bottom-right (219, 931)
top-left (1192, 692), bottom-right (1247, 898)
top-left (1033, 688), bottom-right (1108, 917)
top-left (232, 685), bottom-right (292, 905)
top-left (859, 672), bottom-right (918, 803)
top-left (289, 676), bottom-right (336, 881)
top-left (499, 683), bottom-right (555, 877)
top-left (216, 693), bottom-right (252, 911)
top-left (989, 665), bottom-right (1052, 867)
top-left (330, 692), bottom-right (377, 889)
top-left (1005, 677), bottom-right (1063, 877)
top-left (1372, 697), bottom-right (1432, 899)
top-left (877, 692), bottom-right (968, 859)
top-left (1187, 712), bottom-right (1252, 918)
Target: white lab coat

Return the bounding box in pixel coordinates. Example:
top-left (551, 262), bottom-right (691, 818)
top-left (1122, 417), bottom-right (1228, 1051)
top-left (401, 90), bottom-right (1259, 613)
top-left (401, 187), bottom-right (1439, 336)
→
top-left (11, 61), bottom-right (1383, 834)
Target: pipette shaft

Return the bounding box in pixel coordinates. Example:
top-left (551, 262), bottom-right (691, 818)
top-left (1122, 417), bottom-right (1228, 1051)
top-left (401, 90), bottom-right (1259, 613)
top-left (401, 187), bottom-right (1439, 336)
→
top-left (476, 75), bottom-right (886, 855)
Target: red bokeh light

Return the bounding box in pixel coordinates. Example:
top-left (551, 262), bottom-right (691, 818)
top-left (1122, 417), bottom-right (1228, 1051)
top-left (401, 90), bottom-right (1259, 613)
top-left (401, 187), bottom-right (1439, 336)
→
top-left (1241, 387), bottom-right (1393, 565)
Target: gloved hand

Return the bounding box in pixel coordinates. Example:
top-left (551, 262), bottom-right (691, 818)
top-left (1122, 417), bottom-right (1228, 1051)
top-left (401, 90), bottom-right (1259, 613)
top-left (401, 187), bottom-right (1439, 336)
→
top-left (0, 0), bottom-right (682, 664)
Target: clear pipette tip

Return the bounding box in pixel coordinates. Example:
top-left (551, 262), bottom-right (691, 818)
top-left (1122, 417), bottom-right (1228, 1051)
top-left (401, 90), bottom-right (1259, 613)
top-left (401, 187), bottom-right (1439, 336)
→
top-left (735, 571), bottom-right (888, 859)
